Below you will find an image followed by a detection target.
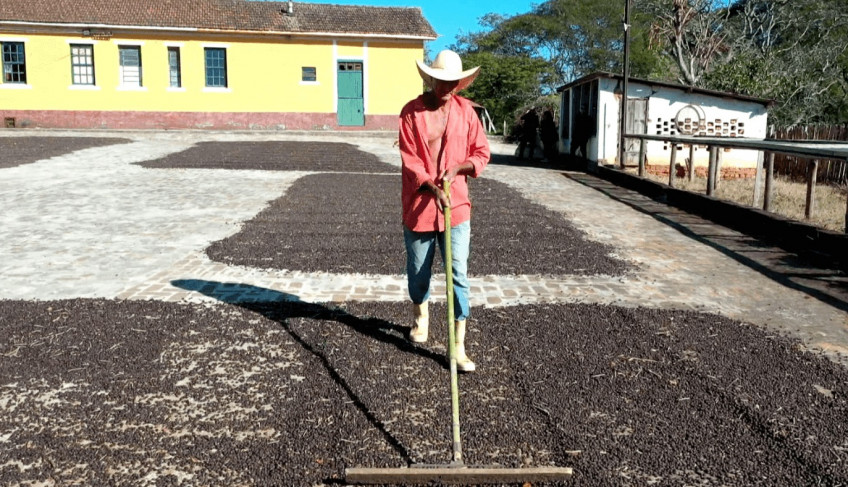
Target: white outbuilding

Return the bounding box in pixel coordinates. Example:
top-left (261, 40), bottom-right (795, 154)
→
top-left (557, 72), bottom-right (773, 177)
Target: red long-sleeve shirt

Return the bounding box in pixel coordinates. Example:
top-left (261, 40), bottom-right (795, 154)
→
top-left (399, 94), bottom-right (490, 232)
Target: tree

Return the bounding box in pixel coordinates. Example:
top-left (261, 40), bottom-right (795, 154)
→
top-left (704, 0), bottom-right (848, 125)
top-left (643, 0), bottom-right (732, 86)
top-left (456, 51), bottom-right (553, 133)
top-left (456, 0), bottom-right (665, 87)
top-left (452, 0), bottom-right (848, 127)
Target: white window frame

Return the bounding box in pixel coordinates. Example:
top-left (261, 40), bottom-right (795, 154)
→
top-left (201, 43), bottom-right (231, 92)
top-left (1, 37), bottom-right (31, 89)
top-left (165, 43), bottom-right (184, 92)
top-left (300, 66), bottom-right (319, 85)
top-left (116, 43), bottom-right (145, 91)
top-left (67, 40), bottom-right (98, 89)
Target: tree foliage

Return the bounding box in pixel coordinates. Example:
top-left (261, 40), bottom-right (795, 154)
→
top-left (448, 0), bottom-right (848, 128)
top-left (450, 0), bottom-right (665, 130)
top-left (704, 0), bottom-right (848, 125)
top-left (454, 51), bottom-right (552, 133)
top-left (641, 0), bottom-right (848, 125)
top-left (643, 0), bottom-right (732, 86)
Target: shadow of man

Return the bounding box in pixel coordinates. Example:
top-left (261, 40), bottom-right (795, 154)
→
top-left (171, 279), bottom-right (448, 472)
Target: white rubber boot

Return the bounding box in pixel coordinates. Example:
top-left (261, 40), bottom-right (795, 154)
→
top-left (409, 301), bottom-right (429, 343)
top-left (454, 319), bottom-right (476, 372)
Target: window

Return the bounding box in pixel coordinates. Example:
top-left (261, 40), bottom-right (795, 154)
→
top-left (204, 47), bottom-right (227, 87)
top-left (118, 45), bottom-right (142, 87)
top-left (70, 44), bottom-right (95, 85)
top-left (301, 66), bottom-right (316, 82)
top-left (338, 62), bottom-right (362, 71)
top-left (168, 47), bottom-right (181, 88)
top-left (2, 42), bottom-right (26, 84)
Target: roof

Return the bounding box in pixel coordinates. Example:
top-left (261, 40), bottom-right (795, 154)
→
top-left (557, 72), bottom-right (774, 107)
top-left (0, 0), bottom-right (437, 39)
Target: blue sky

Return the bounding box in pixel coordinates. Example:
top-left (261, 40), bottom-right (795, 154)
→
top-left (283, 0), bottom-right (539, 54)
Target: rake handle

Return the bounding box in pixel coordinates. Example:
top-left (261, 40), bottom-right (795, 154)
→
top-left (443, 179), bottom-right (463, 465)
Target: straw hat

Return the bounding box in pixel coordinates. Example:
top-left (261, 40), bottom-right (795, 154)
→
top-left (416, 49), bottom-right (480, 92)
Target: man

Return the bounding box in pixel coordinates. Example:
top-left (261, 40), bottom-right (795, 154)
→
top-left (518, 107), bottom-right (539, 160)
top-left (540, 109), bottom-right (559, 163)
top-left (398, 50), bottom-right (490, 372)
top-left (570, 111), bottom-right (592, 158)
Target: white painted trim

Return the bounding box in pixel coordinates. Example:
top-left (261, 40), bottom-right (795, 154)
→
top-left (66, 39), bottom-right (98, 45)
top-left (164, 42), bottom-right (185, 47)
top-left (201, 29), bottom-right (435, 40)
top-left (68, 84), bottom-right (101, 90)
top-left (113, 40), bottom-right (144, 46)
top-left (202, 87), bottom-right (231, 93)
top-left (332, 40), bottom-right (338, 113)
top-left (362, 41), bottom-right (368, 115)
top-left (0, 20), bottom-right (437, 40)
top-left (0, 36), bottom-right (28, 42)
top-left (299, 81), bottom-right (320, 86)
top-left (6, 21), bottom-right (198, 33)
top-left (0, 83), bottom-right (32, 90)
top-left (166, 87), bottom-right (186, 92)
top-left (201, 43), bottom-right (230, 49)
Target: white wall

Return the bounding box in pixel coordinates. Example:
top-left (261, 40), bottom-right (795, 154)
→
top-left (565, 77), bottom-right (770, 169)
top-left (644, 86), bottom-right (768, 168)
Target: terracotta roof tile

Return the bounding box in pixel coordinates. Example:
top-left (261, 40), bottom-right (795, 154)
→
top-left (0, 0), bottom-right (437, 38)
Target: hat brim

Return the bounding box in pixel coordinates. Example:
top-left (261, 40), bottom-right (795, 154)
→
top-left (416, 60), bottom-right (480, 92)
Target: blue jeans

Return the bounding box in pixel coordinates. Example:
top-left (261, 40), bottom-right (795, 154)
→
top-left (403, 221), bottom-right (471, 321)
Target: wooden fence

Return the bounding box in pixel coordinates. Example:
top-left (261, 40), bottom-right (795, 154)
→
top-left (772, 125), bottom-right (848, 186)
top-left (624, 133), bottom-right (848, 233)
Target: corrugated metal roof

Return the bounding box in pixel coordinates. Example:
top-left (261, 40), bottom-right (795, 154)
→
top-left (0, 0), bottom-right (437, 38)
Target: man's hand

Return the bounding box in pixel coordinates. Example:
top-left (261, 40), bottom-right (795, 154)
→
top-left (422, 180), bottom-right (450, 211)
top-left (439, 162), bottom-right (474, 184)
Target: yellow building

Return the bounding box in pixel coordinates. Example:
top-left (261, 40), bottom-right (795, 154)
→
top-left (0, 0), bottom-right (436, 130)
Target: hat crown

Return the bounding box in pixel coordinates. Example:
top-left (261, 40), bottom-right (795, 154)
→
top-left (430, 50), bottom-right (463, 74)
top-left (415, 49), bottom-right (480, 92)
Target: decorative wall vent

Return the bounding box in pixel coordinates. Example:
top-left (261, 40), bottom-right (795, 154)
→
top-left (655, 105), bottom-right (745, 152)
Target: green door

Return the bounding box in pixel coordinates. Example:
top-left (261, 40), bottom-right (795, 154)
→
top-left (338, 61), bottom-right (364, 126)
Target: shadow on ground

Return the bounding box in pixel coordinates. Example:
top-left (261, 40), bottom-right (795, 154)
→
top-left (171, 278), bottom-right (443, 478)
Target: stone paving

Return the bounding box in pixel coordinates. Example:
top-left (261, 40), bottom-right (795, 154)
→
top-left (1, 129), bottom-right (847, 365)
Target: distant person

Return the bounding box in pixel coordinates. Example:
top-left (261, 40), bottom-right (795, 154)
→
top-left (517, 108), bottom-right (539, 160)
top-left (571, 111), bottom-right (592, 158)
top-left (540, 109), bottom-right (559, 162)
top-left (398, 50), bottom-right (490, 372)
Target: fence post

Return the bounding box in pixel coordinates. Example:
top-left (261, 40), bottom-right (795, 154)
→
top-left (668, 144), bottom-right (677, 187)
top-left (805, 159), bottom-right (819, 220)
top-left (764, 151), bottom-right (775, 212)
top-left (714, 148), bottom-right (723, 189)
top-left (706, 145), bottom-right (717, 196)
top-left (638, 138), bottom-right (646, 177)
top-left (753, 150), bottom-right (764, 207)
top-left (688, 144), bottom-right (695, 182)
top-left (844, 158), bottom-right (848, 233)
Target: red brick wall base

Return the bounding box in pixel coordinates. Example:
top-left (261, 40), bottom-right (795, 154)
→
top-left (2, 110), bottom-right (398, 131)
top-left (646, 164), bottom-right (757, 180)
